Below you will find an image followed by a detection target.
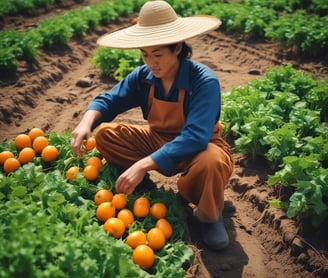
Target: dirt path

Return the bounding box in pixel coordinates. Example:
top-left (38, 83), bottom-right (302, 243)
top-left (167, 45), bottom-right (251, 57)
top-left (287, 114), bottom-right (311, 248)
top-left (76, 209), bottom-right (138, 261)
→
top-left (1, 3), bottom-right (328, 277)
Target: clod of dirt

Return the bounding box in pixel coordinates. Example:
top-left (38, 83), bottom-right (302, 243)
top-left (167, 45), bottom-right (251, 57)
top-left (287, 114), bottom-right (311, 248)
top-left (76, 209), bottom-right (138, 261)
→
top-left (76, 77), bottom-right (93, 87)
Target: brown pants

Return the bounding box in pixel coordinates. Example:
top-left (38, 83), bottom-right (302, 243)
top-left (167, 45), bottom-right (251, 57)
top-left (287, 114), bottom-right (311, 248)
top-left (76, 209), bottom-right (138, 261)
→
top-left (95, 122), bottom-right (234, 222)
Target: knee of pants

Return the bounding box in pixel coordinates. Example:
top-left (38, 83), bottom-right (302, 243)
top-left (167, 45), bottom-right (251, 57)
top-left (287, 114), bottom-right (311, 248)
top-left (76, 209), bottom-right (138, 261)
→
top-left (188, 146), bottom-right (234, 184)
top-left (94, 123), bottom-right (118, 147)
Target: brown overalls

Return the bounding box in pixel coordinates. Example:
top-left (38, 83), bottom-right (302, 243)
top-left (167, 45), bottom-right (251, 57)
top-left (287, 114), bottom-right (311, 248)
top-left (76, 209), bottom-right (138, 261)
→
top-left (95, 85), bottom-right (234, 222)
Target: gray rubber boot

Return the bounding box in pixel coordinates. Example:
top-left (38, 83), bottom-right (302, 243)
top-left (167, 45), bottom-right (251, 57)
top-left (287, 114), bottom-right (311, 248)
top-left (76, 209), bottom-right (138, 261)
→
top-left (200, 210), bottom-right (229, 250)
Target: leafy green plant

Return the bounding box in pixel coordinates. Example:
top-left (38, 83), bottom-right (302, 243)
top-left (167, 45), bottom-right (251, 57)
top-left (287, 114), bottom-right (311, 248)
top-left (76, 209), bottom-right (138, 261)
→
top-left (0, 29), bottom-right (40, 73)
top-left (92, 48), bottom-right (143, 81)
top-left (305, 77), bottom-right (328, 122)
top-left (0, 0), bottom-right (48, 18)
top-left (0, 130), bottom-right (193, 277)
top-left (221, 64), bottom-right (328, 226)
top-left (263, 123), bottom-right (300, 169)
top-left (268, 157), bottom-right (328, 227)
top-left (37, 17), bottom-right (73, 48)
top-left (242, 0), bottom-right (307, 12)
top-left (0, 0), bottom-right (145, 72)
top-left (310, 0), bottom-right (328, 15)
top-left (265, 10), bottom-right (328, 56)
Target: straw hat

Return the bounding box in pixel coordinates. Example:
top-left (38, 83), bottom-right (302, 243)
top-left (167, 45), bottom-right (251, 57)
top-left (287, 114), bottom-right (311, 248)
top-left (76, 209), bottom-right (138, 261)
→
top-left (97, 0), bottom-right (221, 49)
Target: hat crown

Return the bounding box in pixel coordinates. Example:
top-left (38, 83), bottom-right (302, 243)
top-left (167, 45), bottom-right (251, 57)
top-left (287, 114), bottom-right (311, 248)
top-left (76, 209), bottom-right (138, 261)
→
top-left (138, 0), bottom-right (178, 26)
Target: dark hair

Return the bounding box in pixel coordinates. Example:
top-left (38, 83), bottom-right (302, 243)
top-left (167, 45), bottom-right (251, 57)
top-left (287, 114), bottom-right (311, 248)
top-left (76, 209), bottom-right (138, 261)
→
top-left (167, 42), bottom-right (192, 60)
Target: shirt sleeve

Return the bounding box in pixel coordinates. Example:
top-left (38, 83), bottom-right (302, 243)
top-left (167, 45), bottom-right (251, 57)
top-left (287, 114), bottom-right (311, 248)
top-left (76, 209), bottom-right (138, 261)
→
top-left (150, 71), bottom-right (221, 176)
top-left (87, 67), bottom-right (144, 128)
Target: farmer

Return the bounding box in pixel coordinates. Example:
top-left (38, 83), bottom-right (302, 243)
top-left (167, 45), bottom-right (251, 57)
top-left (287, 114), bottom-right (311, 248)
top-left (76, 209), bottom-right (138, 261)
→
top-left (71, 0), bottom-right (234, 250)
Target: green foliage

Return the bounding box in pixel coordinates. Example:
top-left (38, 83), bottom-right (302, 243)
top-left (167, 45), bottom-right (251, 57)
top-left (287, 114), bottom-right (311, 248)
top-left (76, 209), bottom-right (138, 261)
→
top-left (1, 0), bottom-right (328, 73)
top-left (165, 0), bottom-right (225, 17)
top-left (37, 17), bottom-right (73, 48)
top-left (0, 0), bottom-right (145, 72)
top-left (241, 0), bottom-right (308, 12)
top-left (221, 64), bottom-right (328, 226)
top-left (0, 0), bottom-right (57, 18)
top-left (202, 3), bottom-right (276, 38)
top-left (263, 123), bottom-right (300, 169)
top-left (92, 48), bottom-right (143, 81)
top-left (0, 29), bottom-right (40, 74)
top-left (305, 77), bottom-right (328, 122)
top-left (0, 0), bottom-right (18, 18)
top-left (0, 131), bottom-right (193, 277)
top-left (265, 10), bottom-right (328, 57)
top-left (268, 157), bottom-right (328, 227)
top-left (310, 0), bottom-right (328, 15)
top-left (93, 2), bottom-right (119, 25)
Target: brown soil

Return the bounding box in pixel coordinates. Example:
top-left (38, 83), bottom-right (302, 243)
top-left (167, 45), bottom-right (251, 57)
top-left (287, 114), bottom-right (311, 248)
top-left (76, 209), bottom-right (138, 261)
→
top-left (1, 1), bottom-right (328, 277)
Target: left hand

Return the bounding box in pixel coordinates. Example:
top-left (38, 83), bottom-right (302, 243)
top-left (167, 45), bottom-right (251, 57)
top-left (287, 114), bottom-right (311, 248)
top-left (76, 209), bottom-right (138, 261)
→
top-left (115, 163), bottom-right (146, 194)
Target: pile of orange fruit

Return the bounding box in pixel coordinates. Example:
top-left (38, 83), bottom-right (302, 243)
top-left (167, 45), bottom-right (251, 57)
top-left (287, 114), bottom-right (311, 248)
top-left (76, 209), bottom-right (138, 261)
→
top-left (0, 128), bottom-right (59, 174)
top-left (94, 188), bottom-right (173, 270)
top-left (65, 136), bottom-right (103, 181)
top-left (0, 128), bottom-right (102, 184)
top-left (66, 155), bottom-right (102, 182)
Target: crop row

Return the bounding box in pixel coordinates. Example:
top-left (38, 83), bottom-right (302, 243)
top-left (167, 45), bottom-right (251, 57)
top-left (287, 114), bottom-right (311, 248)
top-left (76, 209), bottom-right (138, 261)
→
top-left (220, 64), bottom-right (328, 227)
top-left (0, 130), bottom-right (193, 277)
top-left (0, 0), bottom-right (147, 75)
top-left (241, 0), bottom-right (328, 15)
top-left (0, 0), bottom-right (87, 18)
top-left (1, 0), bottom-right (328, 75)
top-left (168, 0), bottom-right (328, 56)
top-left (4, 0), bottom-right (326, 18)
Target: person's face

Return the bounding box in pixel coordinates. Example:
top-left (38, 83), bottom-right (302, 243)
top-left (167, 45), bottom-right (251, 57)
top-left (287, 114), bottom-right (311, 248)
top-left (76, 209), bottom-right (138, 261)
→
top-left (140, 44), bottom-right (182, 79)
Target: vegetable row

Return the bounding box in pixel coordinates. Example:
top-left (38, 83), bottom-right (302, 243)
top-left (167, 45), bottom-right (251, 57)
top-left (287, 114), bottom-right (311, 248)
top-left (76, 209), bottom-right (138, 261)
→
top-left (166, 0), bottom-right (328, 56)
top-left (0, 0), bottom-right (87, 18)
top-left (221, 64), bottom-right (328, 227)
top-left (0, 129), bottom-right (193, 277)
top-left (1, 0), bottom-right (328, 75)
top-left (0, 0), bottom-right (146, 74)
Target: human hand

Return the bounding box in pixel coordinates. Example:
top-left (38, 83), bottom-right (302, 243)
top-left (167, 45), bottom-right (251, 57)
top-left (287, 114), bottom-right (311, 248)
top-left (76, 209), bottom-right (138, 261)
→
top-left (71, 126), bottom-right (91, 157)
top-left (71, 110), bottom-right (100, 157)
top-left (116, 163), bottom-right (147, 194)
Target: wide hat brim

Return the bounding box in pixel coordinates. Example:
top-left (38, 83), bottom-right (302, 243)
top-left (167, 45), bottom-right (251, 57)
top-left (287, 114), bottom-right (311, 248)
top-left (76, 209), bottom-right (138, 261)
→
top-left (97, 15), bottom-right (221, 49)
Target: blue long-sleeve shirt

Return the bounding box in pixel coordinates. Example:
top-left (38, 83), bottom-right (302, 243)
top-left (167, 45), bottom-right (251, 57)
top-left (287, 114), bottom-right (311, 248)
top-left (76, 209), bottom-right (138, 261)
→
top-left (87, 59), bottom-right (221, 175)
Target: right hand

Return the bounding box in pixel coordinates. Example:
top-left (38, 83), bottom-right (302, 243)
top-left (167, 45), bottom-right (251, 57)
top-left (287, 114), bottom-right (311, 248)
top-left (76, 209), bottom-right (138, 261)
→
top-left (71, 125), bottom-right (91, 157)
top-left (71, 110), bottom-right (101, 157)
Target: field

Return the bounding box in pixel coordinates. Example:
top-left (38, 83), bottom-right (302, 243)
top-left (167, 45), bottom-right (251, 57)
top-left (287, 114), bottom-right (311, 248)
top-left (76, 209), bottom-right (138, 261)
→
top-left (1, 0), bottom-right (328, 277)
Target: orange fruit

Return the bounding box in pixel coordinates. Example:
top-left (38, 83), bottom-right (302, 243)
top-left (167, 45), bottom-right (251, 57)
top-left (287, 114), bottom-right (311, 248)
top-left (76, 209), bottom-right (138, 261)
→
top-left (4, 157), bottom-right (21, 174)
top-left (96, 202), bottom-right (116, 222)
top-left (86, 156), bottom-right (102, 170)
top-left (0, 151), bottom-right (15, 165)
top-left (83, 165), bottom-right (99, 181)
top-left (112, 193), bottom-right (127, 210)
top-left (94, 189), bottom-right (113, 206)
top-left (103, 217), bottom-right (126, 239)
top-left (132, 244), bottom-right (155, 270)
top-left (147, 227), bottom-right (166, 250)
top-left (155, 218), bottom-right (173, 240)
top-left (150, 202), bottom-right (167, 219)
top-left (133, 196), bottom-right (150, 218)
top-left (28, 128), bottom-right (44, 142)
top-left (134, 196), bottom-right (150, 206)
top-left (126, 230), bottom-right (147, 249)
top-left (18, 147), bottom-right (35, 164)
top-left (14, 134), bottom-right (31, 149)
top-left (117, 208), bottom-right (134, 228)
top-left (130, 18), bottom-right (138, 25)
top-left (83, 137), bottom-right (96, 151)
top-left (41, 145), bottom-right (59, 162)
top-left (32, 136), bottom-right (48, 153)
top-left (66, 166), bottom-right (79, 181)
